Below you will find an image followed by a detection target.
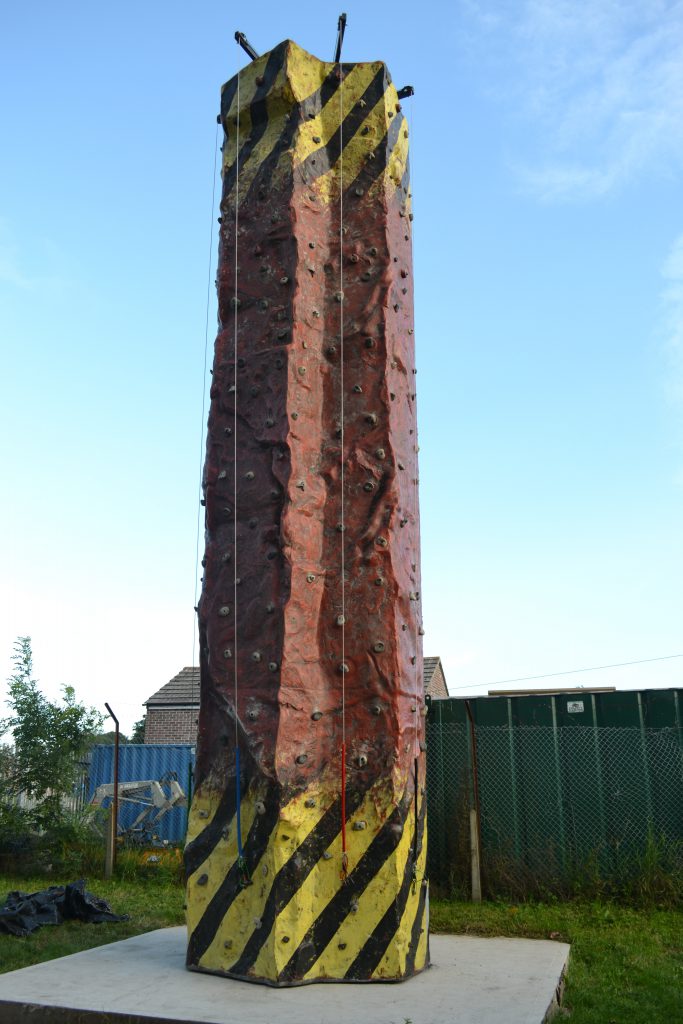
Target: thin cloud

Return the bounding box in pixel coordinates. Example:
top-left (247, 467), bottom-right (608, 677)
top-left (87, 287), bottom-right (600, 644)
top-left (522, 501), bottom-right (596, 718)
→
top-left (465, 0), bottom-right (683, 201)
top-left (0, 221), bottom-right (72, 295)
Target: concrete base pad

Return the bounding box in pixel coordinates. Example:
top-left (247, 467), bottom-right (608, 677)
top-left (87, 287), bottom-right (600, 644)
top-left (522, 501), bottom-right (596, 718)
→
top-left (0, 927), bottom-right (569, 1024)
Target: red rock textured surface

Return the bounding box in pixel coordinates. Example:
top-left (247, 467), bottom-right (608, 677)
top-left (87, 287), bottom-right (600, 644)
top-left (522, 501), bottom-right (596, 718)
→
top-left (186, 40), bottom-right (427, 984)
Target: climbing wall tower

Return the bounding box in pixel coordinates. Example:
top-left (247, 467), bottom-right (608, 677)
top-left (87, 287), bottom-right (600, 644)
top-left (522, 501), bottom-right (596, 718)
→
top-left (185, 38), bottom-right (428, 985)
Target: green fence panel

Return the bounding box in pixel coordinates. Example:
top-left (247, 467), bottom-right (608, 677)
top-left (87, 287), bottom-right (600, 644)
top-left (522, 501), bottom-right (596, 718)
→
top-left (426, 689), bottom-right (683, 894)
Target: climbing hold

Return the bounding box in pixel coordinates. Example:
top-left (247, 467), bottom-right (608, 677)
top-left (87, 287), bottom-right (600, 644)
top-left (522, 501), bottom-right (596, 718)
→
top-left (306, 573), bottom-right (316, 583)
top-left (218, 606), bottom-right (230, 617)
top-left (251, 651), bottom-right (262, 662)
top-left (245, 470), bottom-right (255, 480)
top-left (223, 649), bottom-right (233, 659)
top-left (363, 481), bottom-right (374, 492)
top-left (296, 753), bottom-right (308, 765)
top-left (373, 642), bottom-right (385, 652)
top-left (336, 615), bottom-right (345, 626)
top-left (268, 661), bottom-right (278, 672)
top-left (311, 710), bottom-right (323, 721)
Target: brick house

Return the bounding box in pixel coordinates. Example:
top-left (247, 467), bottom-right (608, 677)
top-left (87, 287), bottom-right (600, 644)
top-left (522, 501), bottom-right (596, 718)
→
top-left (143, 657), bottom-right (449, 744)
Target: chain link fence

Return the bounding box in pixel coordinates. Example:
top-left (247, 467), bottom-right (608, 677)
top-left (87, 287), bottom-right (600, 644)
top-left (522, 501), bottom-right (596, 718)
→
top-left (426, 721), bottom-right (683, 898)
top-left (0, 748), bottom-right (92, 815)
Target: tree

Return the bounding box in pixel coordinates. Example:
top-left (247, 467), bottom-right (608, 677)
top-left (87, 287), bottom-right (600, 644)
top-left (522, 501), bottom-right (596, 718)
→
top-left (1, 637), bottom-right (103, 802)
top-left (130, 715), bottom-right (146, 743)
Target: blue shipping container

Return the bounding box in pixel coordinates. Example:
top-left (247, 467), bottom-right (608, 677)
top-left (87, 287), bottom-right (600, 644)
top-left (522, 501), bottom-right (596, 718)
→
top-left (88, 744), bottom-right (195, 844)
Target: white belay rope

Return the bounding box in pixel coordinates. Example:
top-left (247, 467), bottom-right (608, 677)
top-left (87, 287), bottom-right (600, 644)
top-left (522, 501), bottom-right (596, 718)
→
top-left (233, 68), bottom-right (248, 874)
top-left (404, 92), bottom-right (422, 891)
top-left (340, 72), bottom-right (346, 749)
top-left (233, 70), bottom-right (240, 757)
top-left (339, 66), bottom-right (348, 878)
top-left (192, 122), bottom-right (220, 704)
top-left (407, 94), bottom-right (421, 765)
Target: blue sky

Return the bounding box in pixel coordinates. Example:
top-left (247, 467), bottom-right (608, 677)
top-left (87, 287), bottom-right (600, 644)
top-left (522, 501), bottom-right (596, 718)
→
top-left (1, 1), bottom-right (682, 732)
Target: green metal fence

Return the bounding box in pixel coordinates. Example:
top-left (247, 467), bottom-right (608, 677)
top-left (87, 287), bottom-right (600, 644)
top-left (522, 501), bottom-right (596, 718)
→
top-left (426, 689), bottom-right (683, 895)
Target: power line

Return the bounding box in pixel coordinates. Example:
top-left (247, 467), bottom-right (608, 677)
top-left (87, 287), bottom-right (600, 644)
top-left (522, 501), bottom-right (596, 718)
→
top-left (447, 652), bottom-right (683, 692)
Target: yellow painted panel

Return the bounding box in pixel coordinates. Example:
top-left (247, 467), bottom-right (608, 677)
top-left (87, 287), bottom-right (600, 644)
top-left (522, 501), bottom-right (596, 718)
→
top-left (293, 64), bottom-right (378, 165)
top-left (372, 816), bottom-right (428, 978)
top-left (303, 802), bottom-right (415, 980)
top-left (196, 785), bottom-right (335, 973)
top-left (186, 795), bottom-right (257, 940)
top-left (313, 83), bottom-right (400, 205)
top-left (252, 782), bottom-right (387, 978)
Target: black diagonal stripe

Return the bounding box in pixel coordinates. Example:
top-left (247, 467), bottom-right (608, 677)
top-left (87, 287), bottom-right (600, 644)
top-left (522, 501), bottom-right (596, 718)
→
top-left (277, 789), bottom-right (413, 983)
top-left (343, 791), bottom-right (426, 980)
top-left (221, 43), bottom-right (288, 197)
top-left (186, 783), bottom-right (280, 965)
top-left (184, 783), bottom-right (237, 878)
top-left (400, 155), bottom-right (411, 198)
top-left (220, 77), bottom-right (240, 125)
top-left (344, 111), bottom-right (406, 198)
top-left (403, 878), bottom-right (429, 977)
top-left (298, 66), bottom-right (389, 183)
top-left (229, 786), bottom-right (366, 976)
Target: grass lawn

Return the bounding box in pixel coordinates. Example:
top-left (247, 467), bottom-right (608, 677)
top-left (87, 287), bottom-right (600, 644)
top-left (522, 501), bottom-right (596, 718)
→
top-left (0, 874), bottom-right (184, 974)
top-left (1, 876), bottom-right (680, 1024)
top-left (432, 898), bottom-right (682, 1024)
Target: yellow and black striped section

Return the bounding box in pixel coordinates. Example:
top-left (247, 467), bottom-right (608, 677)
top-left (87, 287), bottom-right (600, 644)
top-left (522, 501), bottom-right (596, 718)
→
top-left (185, 774), bottom-right (428, 984)
top-left (219, 39), bottom-right (410, 211)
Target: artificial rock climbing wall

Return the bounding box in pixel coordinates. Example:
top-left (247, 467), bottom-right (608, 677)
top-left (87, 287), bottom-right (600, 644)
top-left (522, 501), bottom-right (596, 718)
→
top-left (185, 39), bottom-right (428, 985)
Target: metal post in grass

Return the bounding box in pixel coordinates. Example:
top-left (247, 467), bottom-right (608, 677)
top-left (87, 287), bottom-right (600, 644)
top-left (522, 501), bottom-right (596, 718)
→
top-left (104, 703), bottom-right (119, 876)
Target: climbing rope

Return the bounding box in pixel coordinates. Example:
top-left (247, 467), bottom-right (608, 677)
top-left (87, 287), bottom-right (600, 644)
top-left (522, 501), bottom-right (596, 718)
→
top-left (403, 91), bottom-right (422, 886)
top-left (339, 62), bottom-right (348, 882)
top-left (191, 123), bottom-right (220, 703)
top-left (232, 64), bottom-right (249, 886)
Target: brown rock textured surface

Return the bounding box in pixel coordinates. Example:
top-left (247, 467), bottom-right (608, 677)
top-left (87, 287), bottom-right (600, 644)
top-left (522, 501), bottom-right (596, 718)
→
top-left (185, 40), bottom-right (428, 984)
